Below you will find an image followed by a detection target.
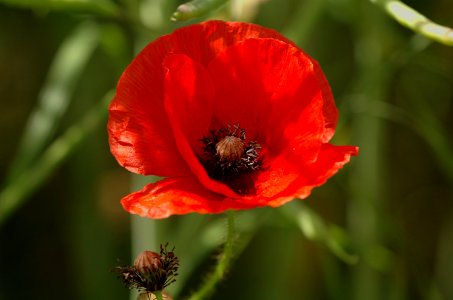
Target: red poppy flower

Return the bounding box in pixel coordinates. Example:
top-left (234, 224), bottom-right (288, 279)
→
top-left (108, 20), bottom-right (358, 219)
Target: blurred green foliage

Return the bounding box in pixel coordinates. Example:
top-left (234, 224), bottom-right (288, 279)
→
top-left (0, 0), bottom-right (452, 299)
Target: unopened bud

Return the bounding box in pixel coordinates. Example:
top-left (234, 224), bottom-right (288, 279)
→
top-left (134, 251), bottom-right (162, 274)
top-left (216, 136), bottom-right (244, 162)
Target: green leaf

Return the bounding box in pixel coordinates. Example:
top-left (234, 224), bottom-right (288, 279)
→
top-left (171, 0), bottom-right (229, 21)
top-left (7, 22), bottom-right (100, 181)
top-left (371, 0), bottom-right (453, 46)
top-left (0, 90), bottom-right (113, 227)
top-left (281, 202), bottom-right (359, 265)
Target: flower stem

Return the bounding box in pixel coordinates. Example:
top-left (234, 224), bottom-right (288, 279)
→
top-left (188, 210), bottom-right (236, 300)
top-left (371, 0), bottom-right (453, 46)
top-left (171, 0), bottom-right (229, 22)
top-left (0, 90), bottom-right (112, 227)
top-left (153, 291), bottom-right (164, 300)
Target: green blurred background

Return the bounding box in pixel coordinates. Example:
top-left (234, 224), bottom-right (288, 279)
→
top-left (0, 0), bottom-right (452, 299)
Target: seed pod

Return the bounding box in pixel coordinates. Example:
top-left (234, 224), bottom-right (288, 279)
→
top-left (216, 136), bottom-right (245, 162)
top-left (134, 251), bottom-right (162, 274)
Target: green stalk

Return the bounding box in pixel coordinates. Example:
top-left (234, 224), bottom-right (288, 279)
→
top-left (188, 210), bottom-right (236, 300)
top-left (171, 0), bottom-right (229, 21)
top-left (7, 22), bottom-right (100, 182)
top-left (0, 91), bottom-right (112, 227)
top-left (372, 0), bottom-right (453, 46)
top-left (348, 2), bottom-right (391, 299)
top-left (153, 290), bottom-right (164, 300)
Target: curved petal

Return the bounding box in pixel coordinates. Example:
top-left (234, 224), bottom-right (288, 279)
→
top-left (253, 156), bottom-right (301, 198)
top-left (247, 98), bottom-right (327, 199)
top-left (268, 143), bottom-right (359, 206)
top-left (207, 38), bottom-right (327, 160)
top-left (107, 35), bottom-right (188, 176)
top-left (108, 21), bottom-right (297, 177)
top-left (312, 60), bottom-right (338, 142)
top-left (108, 95), bottom-right (189, 177)
top-left (242, 143), bottom-right (357, 208)
top-left (163, 54), bottom-right (238, 198)
top-left (121, 177), bottom-right (256, 218)
top-left (170, 20), bottom-right (295, 66)
top-left (110, 20), bottom-right (357, 218)
top-left (162, 54), bottom-right (214, 155)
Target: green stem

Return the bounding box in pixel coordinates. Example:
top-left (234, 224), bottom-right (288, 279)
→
top-left (171, 0), bottom-right (229, 21)
top-left (372, 0), bottom-right (453, 46)
top-left (153, 291), bottom-right (164, 300)
top-left (7, 21), bottom-right (100, 182)
top-left (188, 210), bottom-right (236, 300)
top-left (0, 90), bottom-right (113, 227)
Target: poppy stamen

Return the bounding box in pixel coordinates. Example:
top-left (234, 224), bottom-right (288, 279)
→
top-left (200, 124), bottom-right (262, 181)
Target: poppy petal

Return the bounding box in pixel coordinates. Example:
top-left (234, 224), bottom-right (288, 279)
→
top-left (107, 39), bottom-right (189, 177)
top-left (108, 21), bottom-right (296, 177)
top-left (170, 20), bottom-right (295, 66)
top-left (247, 97), bottom-right (326, 200)
top-left (162, 54), bottom-right (214, 155)
top-left (267, 143), bottom-right (359, 207)
top-left (207, 38), bottom-right (326, 160)
top-left (108, 21), bottom-right (359, 218)
top-left (312, 60), bottom-right (338, 142)
top-left (162, 54), bottom-right (238, 198)
top-left (121, 177), bottom-right (256, 218)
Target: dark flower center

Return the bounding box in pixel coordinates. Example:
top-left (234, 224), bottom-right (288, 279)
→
top-left (200, 124), bottom-right (262, 193)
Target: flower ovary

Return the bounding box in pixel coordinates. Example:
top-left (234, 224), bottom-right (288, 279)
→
top-left (200, 124), bottom-right (262, 180)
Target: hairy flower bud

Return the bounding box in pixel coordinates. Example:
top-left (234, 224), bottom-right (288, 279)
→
top-left (134, 251), bottom-right (162, 274)
top-left (216, 136), bottom-right (245, 162)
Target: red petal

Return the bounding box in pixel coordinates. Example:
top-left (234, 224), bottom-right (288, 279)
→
top-left (107, 36), bottom-right (188, 176)
top-left (163, 54), bottom-right (238, 198)
top-left (254, 156), bottom-right (301, 198)
top-left (312, 60), bottom-right (338, 142)
top-left (267, 144), bottom-right (359, 206)
top-left (121, 177), bottom-right (256, 218)
top-left (108, 97), bottom-right (189, 176)
top-left (245, 96), bottom-right (327, 200)
top-left (170, 20), bottom-right (295, 66)
top-left (162, 54), bottom-right (214, 155)
top-left (108, 21), bottom-right (296, 177)
top-left (207, 38), bottom-right (327, 160)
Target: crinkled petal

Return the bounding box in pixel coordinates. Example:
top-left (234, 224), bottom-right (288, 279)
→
top-left (108, 101), bottom-right (189, 177)
top-left (163, 54), bottom-right (238, 198)
top-left (170, 20), bottom-right (295, 66)
top-left (162, 54), bottom-right (214, 155)
top-left (120, 144), bottom-right (358, 218)
top-left (245, 97), bottom-right (326, 200)
top-left (312, 60), bottom-right (338, 142)
top-left (108, 21), bottom-right (297, 177)
top-left (109, 20), bottom-right (357, 218)
top-left (253, 156), bottom-right (301, 199)
top-left (207, 38), bottom-right (326, 161)
top-left (267, 144), bottom-right (359, 206)
top-left (107, 38), bottom-right (188, 176)
top-left (121, 177), bottom-right (256, 218)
